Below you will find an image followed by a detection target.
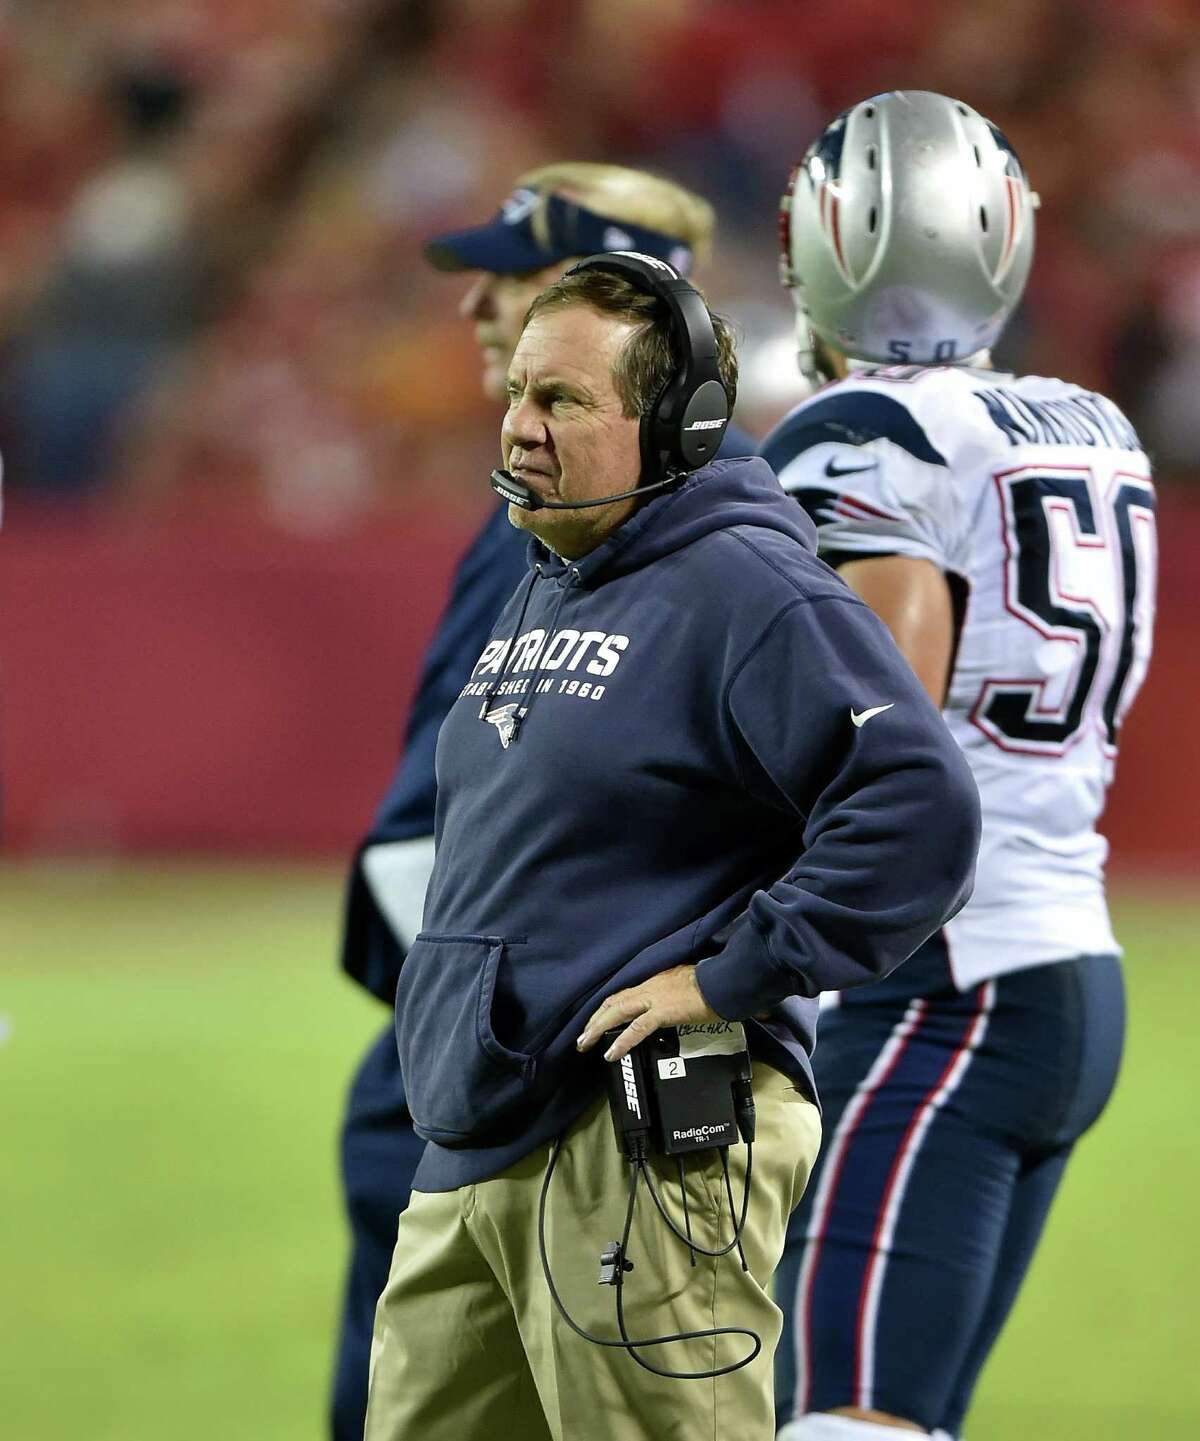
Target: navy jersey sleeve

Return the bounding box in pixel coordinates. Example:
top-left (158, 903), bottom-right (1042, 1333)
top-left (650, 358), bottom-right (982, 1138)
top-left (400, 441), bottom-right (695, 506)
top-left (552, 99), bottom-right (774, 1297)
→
top-left (340, 505), bottom-right (530, 1000)
top-left (695, 592), bottom-right (981, 1018)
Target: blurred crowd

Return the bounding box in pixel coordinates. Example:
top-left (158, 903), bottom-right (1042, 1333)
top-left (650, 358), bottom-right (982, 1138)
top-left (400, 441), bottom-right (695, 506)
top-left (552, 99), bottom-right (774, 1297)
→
top-left (2, 0), bottom-right (1199, 529)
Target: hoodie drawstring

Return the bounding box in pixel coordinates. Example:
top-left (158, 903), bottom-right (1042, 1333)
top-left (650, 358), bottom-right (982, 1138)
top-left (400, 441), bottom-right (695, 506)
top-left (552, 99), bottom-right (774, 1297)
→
top-left (508, 572), bottom-right (575, 744)
top-left (478, 562), bottom-right (542, 723)
top-left (478, 562), bottom-right (579, 747)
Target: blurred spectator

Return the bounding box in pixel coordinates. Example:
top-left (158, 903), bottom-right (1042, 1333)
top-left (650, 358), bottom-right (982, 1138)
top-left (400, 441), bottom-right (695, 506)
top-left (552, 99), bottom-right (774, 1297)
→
top-left (1, 0), bottom-right (1198, 516)
top-left (5, 58), bottom-right (200, 499)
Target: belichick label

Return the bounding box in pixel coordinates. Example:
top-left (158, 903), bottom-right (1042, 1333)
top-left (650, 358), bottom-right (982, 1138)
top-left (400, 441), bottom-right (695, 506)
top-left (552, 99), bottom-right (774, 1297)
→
top-left (677, 1020), bottom-right (747, 1060)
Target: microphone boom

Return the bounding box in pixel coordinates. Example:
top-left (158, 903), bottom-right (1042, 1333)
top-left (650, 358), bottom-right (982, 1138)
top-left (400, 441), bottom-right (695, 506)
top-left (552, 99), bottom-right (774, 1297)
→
top-left (490, 469), bottom-right (683, 511)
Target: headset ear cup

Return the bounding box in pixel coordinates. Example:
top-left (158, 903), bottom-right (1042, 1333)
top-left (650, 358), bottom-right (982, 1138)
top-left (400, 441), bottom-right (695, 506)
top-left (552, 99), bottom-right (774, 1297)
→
top-left (564, 249), bottom-right (728, 480)
top-left (677, 379), bottom-right (729, 468)
top-left (638, 405), bottom-right (662, 483)
top-left (653, 373), bottom-right (729, 472)
top-left (648, 373), bottom-right (686, 474)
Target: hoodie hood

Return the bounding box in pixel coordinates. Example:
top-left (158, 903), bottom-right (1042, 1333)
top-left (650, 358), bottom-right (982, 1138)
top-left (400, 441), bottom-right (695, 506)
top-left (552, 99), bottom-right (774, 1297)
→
top-left (533, 456), bottom-right (817, 587)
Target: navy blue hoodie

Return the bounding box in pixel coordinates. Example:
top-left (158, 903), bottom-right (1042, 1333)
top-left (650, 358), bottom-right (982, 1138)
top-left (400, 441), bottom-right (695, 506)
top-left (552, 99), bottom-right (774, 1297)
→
top-left (399, 456), bottom-right (980, 1191)
top-left (340, 425), bottom-right (757, 1003)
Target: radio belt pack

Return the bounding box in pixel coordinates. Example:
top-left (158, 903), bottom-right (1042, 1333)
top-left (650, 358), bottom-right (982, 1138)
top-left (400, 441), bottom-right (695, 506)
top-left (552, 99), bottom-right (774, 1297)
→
top-left (604, 1020), bottom-right (756, 1160)
top-left (537, 1020), bottom-right (763, 1381)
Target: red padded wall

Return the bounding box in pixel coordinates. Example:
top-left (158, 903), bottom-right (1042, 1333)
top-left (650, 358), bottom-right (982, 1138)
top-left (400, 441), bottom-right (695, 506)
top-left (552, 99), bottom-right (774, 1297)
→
top-left (0, 500), bottom-right (1194, 871)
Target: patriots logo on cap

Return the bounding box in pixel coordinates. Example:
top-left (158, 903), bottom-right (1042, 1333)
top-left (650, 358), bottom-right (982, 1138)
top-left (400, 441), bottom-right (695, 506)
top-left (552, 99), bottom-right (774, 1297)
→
top-left (483, 703), bottom-right (524, 748)
top-left (602, 224), bottom-right (635, 250)
top-left (501, 188), bottom-right (539, 226)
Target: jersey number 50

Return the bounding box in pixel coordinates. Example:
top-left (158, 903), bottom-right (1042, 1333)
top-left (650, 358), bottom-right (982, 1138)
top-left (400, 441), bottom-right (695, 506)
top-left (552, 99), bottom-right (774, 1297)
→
top-left (971, 466), bottom-right (1157, 756)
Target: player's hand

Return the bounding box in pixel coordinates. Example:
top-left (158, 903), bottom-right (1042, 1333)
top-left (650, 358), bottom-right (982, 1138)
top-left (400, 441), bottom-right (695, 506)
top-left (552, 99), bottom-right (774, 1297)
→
top-left (576, 964), bottom-right (722, 1062)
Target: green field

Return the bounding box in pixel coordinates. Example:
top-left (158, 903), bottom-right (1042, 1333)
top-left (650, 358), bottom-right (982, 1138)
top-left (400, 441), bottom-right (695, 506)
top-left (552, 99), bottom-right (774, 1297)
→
top-left (2, 864), bottom-right (1196, 1439)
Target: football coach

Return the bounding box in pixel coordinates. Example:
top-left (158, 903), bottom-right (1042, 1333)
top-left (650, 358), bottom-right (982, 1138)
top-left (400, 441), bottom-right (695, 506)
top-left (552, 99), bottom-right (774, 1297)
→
top-left (363, 254), bottom-right (981, 1441)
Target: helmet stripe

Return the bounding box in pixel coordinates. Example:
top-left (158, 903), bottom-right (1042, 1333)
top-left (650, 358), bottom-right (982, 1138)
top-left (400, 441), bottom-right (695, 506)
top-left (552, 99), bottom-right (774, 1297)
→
top-left (829, 192), bottom-right (849, 280)
top-left (1000, 175), bottom-right (1019, 271)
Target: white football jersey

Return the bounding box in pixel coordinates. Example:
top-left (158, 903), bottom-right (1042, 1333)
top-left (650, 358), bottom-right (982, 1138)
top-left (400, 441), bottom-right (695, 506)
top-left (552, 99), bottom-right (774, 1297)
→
top-left (763, 365), bottom-right (1157, 987)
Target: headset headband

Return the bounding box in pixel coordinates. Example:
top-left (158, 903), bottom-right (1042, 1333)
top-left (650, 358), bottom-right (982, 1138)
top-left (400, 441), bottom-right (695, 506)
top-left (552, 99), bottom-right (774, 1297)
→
top-left (561, 251), bottom-right (731, 479)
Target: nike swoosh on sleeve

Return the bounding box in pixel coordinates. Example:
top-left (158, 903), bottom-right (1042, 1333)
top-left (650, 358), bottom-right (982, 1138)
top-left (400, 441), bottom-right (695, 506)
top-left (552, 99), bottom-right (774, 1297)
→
top-left (824, 458), bottom-right (879, 478)
top-left (850, 703), bottom-right (895, 727)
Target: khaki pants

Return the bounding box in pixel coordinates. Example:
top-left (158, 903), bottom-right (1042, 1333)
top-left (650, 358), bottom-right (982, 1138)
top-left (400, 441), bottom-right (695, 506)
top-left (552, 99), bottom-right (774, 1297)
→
top-left (364, 1062), bottom-right (820, 1441)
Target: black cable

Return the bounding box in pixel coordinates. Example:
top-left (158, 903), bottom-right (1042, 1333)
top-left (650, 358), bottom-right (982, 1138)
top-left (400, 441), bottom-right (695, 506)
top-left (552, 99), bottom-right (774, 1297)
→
top-left (637, 1142), bottom-right (754, 1259)
top-left (537, 1136), bottom-right (761, 1381)
top-left (676, 1154), bottom-right (696, 1268)
top-left (718, 1147), bottom-right (749, 1273)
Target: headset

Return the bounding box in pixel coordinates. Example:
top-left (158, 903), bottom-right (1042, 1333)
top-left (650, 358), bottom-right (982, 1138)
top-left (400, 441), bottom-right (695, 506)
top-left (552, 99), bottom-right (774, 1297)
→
top-left (490, 250), bottom-right (731, 512)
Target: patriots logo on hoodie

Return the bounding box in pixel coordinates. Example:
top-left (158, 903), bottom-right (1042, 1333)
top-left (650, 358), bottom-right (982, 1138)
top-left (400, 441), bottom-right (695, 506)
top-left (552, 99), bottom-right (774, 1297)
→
top-left (484, 703), bottom-right (525, 749)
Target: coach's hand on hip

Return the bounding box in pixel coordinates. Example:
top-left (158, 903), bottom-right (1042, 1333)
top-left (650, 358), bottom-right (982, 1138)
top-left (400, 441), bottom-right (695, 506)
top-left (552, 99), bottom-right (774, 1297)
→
top-left (577, 964), bottom-right (722, 1061)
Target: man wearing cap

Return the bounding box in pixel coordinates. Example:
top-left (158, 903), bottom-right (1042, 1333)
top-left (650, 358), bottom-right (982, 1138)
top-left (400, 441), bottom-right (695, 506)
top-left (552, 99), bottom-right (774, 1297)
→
top-left (330, 162), bottom-right (756, 1441)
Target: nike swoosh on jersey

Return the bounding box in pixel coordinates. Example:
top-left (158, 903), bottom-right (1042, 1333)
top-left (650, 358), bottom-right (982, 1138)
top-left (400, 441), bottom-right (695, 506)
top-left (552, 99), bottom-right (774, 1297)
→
top-left (824, 458), bottom-right (879, 478)
top-left (850, 703), bottom-right (895, 727)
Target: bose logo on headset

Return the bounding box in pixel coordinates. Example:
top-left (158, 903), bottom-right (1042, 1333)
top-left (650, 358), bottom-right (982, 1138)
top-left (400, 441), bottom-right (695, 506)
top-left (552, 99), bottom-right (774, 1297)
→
top-left (685, 418), bottom-right (725, 431)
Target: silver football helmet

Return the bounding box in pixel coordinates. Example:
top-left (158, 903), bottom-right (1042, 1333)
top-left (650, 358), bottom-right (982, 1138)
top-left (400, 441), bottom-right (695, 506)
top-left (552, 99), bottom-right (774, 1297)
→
top-left (779, 90), bottom-right (1039, 373)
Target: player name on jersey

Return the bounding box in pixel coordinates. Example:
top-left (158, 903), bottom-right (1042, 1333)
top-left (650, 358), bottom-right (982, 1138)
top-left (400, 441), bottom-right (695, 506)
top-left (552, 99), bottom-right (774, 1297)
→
top-left (977, 385), bottom-right (1139, 452)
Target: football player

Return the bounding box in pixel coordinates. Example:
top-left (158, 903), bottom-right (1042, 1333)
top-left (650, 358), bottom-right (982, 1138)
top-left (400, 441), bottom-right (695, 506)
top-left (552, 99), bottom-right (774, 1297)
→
top-left (768, 92), bottom-right (1157, 1441)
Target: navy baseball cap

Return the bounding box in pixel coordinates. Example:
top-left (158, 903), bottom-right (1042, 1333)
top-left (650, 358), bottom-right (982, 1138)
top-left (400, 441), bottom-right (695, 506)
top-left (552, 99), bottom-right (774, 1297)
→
top-left (424, 188), bottom-right (695, 277)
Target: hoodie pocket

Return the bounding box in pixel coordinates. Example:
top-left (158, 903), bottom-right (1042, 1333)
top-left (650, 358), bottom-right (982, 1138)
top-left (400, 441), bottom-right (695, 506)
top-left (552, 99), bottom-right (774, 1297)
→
top-left (395, 933), bottom-right (537, 1147)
